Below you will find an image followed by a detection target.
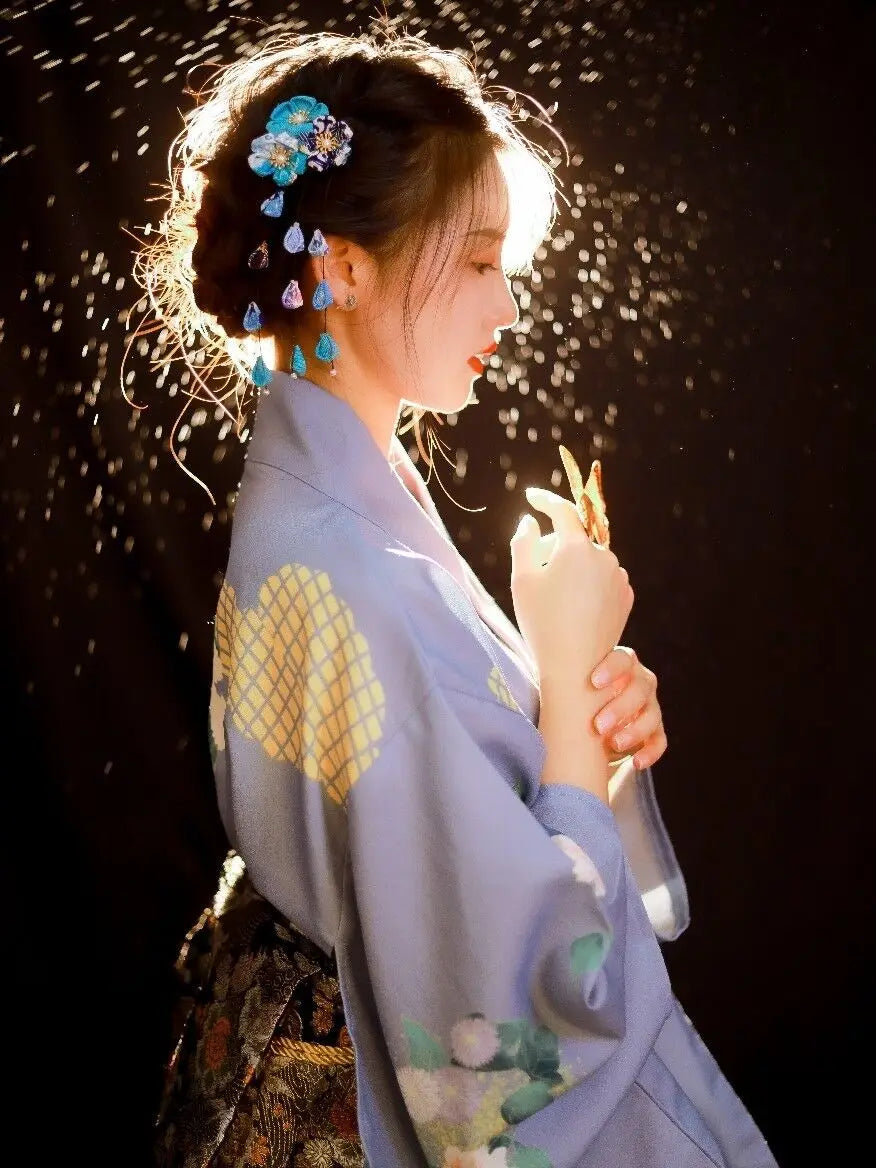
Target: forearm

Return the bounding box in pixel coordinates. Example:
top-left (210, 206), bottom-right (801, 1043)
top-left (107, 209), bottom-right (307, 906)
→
top-left (537, 680), bottom-right (613, 806)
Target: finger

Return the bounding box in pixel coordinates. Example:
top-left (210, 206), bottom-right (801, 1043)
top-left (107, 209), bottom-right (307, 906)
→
top-left (537, 531), bottom-right (558, 567)
top-left (591, 645), bottom-right (639, 689)
top-left (510, 511), bottom-right (544, 567)
top-left (593, 677), bottom-right (646, 736)
top-left (609, 705), bottom-right (663, 756)
top-left (631, 725), bottom-right (669, 771)
top-left (524, 486), bottom-right (591, 541)
top-left (593, 667), bottom-right (656, 735)
top-left (512, 516), bottom-right (563, 572)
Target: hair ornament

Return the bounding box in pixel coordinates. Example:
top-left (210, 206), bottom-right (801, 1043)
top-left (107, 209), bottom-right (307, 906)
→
top-left (245, 94), bottom-right (354, 385)
top-left (291, 345), bottom-right (307, 376)
top-left (282, 221), bottom-right (306, 254)
top-left (250, 355), bottom-right (273, 388)
top-left (248, 132), bottom-right (307, 187)
top-left (260, 191), bottom-right (284, 218)
top-left (247, 241), bottom-right (269, 270)
top-left (312, 280), bottom-right (334, 310)
top-left (243, 302), bottom-right (264, 332)
top-left (315, 333), bottom-right (340, 363)
top-left (281, 280), bottom-right (304, 310)
top-left (307, 229), bottom-right (329, 257)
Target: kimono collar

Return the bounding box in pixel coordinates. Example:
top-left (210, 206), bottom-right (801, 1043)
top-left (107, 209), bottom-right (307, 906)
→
top-left (248, 372), bottom-right (540, 689)
top-left (247, 373), bottom-right (469, 592)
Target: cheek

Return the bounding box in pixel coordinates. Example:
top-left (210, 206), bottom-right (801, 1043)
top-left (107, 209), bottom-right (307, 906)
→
top-left (416, 294), bottom-right (460, 349)
top-left (401, 268), bottom-right (473, 363)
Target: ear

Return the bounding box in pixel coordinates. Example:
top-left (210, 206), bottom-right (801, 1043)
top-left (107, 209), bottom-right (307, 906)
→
top-left (315, 237), bottom-right (375, 304)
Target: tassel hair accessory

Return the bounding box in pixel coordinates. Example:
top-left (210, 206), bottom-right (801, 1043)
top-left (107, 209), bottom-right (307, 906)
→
top-left (242, 94), bottom-right (354, 387)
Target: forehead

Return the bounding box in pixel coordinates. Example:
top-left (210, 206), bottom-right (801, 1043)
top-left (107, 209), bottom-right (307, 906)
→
top-left (409, 155), bottom-right (512, 291)
top-left (462, 157), bottom-right (511, 239)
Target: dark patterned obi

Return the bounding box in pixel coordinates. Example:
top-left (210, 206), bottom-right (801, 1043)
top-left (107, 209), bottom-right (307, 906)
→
top-left (154, 852), bottom-right (364, 1168)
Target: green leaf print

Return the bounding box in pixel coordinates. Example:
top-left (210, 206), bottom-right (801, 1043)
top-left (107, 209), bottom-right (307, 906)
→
top-left (501, 1080), bottom-right (555, 1124)
top-left (516, 1024), bottom-right (561, 1082)
top-left (508, 1145), bottom-right (554, 1168)
top-left (478, 1018), bottom-right (527, 1071)
top-left (489, 1134), bottom-right (515, 1150)
top-left (570, 931), bottom-right (610, 975)
top-left (401, 1018), bottom-right (449, 1070)
top-left (496, 1019), bottom-right (528, 1049)
top-left (489, 1135), bottom-right (554, 1168)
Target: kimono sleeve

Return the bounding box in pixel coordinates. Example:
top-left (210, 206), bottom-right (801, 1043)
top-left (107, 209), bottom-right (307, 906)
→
top-left (605, 759), bottom-right (690, 941)
top-left (340, 681), bottom-right (676, 1168)
top-left (456, 552), bottom-right (689, 942)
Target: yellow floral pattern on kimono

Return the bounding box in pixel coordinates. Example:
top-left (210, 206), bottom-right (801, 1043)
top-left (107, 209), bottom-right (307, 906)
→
top-left (208, 564), bottom-right (386, 806)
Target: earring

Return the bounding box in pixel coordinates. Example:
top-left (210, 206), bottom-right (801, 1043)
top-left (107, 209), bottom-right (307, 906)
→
top-left (344, 293), bottom-right (357, 310)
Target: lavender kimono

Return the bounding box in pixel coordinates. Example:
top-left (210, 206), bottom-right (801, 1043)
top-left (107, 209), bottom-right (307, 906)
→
top-left (208, 373), bottom-right (778, 1168)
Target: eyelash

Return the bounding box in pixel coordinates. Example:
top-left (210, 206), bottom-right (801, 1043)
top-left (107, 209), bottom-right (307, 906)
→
top-left (473, 263), bottom-right (500, 275)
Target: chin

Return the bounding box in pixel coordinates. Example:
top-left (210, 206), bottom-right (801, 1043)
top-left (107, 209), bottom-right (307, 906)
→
top-left (423, 393), bottom-right (476, 417)
top-left (403, 366), bottom-right (481, 415)
top-left (433, 382), bottom-right (481, 414)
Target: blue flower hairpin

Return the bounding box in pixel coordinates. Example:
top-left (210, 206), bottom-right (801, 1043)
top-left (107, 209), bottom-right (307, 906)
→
top-left (243, 95), bottom-right (354, 387)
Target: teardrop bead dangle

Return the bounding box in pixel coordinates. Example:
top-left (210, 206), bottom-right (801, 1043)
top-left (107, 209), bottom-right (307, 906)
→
top-left (312, 279), bottom-right (334, 310)
top-left (308, 228), bottom-right (329, 257)
top-left (243, 301), bottom-right (263, 332)
top-left (283, 221), bottom-right (305, 254)
top-left (315, 332), bottom-right (339, 363)
top-left (291, 345), bottom-right (307, 377)
top-left (251, 355), bottom-right (272, 387)
top-left (261, 191), bottom-right (284, 218)
top-left (247, 241), bottom-right (269, 270)
top-left (281, 279), bottom-right (304, 310)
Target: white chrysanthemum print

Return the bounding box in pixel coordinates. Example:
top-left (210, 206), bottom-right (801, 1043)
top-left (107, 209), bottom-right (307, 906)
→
top-left (396, 1065), bottom-right (442, 1124)
top-left (550, 834), bottom-right (607, 897)
top-left (450, 1016), bottom-right (501, 1068)
top-left (441, 1146), bottom-right (510, 1168)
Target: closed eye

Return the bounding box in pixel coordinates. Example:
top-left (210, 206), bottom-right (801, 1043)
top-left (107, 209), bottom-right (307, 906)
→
top-left (473, 263), bottom-right (499, 275)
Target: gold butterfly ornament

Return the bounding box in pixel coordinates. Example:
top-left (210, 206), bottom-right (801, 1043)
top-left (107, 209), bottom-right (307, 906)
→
top-left (558, 444), bottom-right (610, 548)
top-left (558, 446), bottom-right (634, 771)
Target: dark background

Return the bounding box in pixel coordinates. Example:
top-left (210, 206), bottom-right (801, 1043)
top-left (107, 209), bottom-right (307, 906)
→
top-left (1, 1), bottom-right (870, 1164)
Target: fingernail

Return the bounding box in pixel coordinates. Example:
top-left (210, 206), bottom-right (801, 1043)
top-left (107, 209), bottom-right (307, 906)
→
top-left (595, 711), bottom-right (616, 734)
top-left (613, 730), bottom-right (630, 749)
top-left (525, 486), bottom-right (547, 499)
top-left (591, 668), bottom-right (609, 687)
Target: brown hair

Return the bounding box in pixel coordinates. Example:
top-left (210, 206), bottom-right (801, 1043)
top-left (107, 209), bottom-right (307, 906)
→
top-left (126, 23), bottom-right (566, 502)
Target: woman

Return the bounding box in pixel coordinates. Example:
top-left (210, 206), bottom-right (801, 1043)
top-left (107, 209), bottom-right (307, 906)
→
top-left (140, 26), bottom-right (778, 1168)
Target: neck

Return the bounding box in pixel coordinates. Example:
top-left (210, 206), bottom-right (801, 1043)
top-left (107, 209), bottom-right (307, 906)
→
top-left (269, 334), bottom-right (402, 458)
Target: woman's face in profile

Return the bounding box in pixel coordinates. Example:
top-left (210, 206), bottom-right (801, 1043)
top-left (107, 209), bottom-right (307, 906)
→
top-left (377, 156), bottom-right (520, 415)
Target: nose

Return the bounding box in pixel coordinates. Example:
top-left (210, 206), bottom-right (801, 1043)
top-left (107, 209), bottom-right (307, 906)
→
top-left (497, 276), bottom-right (520, 333)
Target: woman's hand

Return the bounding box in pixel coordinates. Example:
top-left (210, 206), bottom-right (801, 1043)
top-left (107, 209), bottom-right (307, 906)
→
top-left (511, 488), bottom-right (634, 691)
top-left (589, 646), bottom-right (667, 770)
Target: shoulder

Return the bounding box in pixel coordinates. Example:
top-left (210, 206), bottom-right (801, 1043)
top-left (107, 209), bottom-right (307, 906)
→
top-left (220, 514), bottom-right (436, 741)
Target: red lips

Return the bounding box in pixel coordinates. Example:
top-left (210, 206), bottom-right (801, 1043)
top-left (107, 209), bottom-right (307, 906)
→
top-left (467, 340), bottom-right (498, 374)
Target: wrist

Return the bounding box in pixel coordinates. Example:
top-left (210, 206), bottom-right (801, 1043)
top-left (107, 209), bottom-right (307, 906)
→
top-left (538, 674), bottom-right (603, 723)
top-left (537, 680), bottom-right (612, 805)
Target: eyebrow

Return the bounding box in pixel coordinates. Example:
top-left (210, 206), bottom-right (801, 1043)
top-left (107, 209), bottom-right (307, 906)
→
top-left (466, 227), bottom-right (507, 240)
